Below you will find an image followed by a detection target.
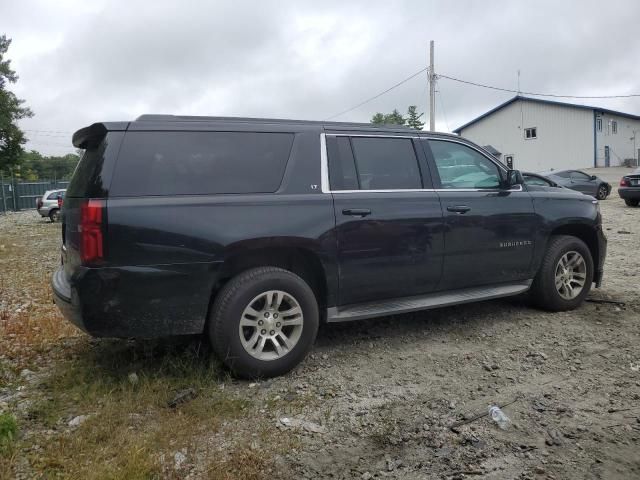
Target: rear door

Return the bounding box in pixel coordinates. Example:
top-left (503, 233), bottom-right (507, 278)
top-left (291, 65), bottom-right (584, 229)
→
top-left (422, 138), bottom-right (537, 290)
top-left (326, 133), bottom-right (444, 306)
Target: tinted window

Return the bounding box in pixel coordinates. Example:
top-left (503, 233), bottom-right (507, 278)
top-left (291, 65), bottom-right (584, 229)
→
top-left (47, 191), bottom-right (64, 200)
top-left (428, 140), bottom-right (501, 189)
top-left (553, 171), bottom-right (571, 178)
top-left (327, 136), bottom-right (358, 190)
top-left (570, 171), bottom-right (590, 180)
top-left (350, 137), bottom-right (421, 190)
top-left (66, 133), bottom-right (123, 198)
top-left (111, 131), bottom-right (294, 196)
top-left (523, 175), bottom-right (551, 186)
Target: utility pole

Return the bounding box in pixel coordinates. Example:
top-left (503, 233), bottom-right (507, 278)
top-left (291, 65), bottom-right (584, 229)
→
top-left (429, 40), bottom-right (436, 132)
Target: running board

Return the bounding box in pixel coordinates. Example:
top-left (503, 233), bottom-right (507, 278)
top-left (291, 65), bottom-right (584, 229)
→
top-left (326, 281), bottom-right (532, 323)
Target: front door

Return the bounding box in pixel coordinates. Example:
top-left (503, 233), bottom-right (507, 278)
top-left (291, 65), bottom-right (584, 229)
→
top-left (569, 170), bottom-right (596, 195)
top-left (422, 139), bottom-right (537, 290)
top-left (326, 133), bottom-right (444, 306)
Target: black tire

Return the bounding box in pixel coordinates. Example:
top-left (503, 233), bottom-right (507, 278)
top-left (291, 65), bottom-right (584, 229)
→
top-left (624, 198), bottom-right (639, 207)
top-left (49, 209), bottom-right (60, 223)
top-left (596, 184), bottom-right (608, 200)
top-left (208, 267), bottom-right (319, 379)
top-left (530, 235), bottom-right (593, 311)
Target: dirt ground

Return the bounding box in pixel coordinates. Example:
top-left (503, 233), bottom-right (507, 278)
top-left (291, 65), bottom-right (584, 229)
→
top-left (1, 171), bottom-right (639, 479)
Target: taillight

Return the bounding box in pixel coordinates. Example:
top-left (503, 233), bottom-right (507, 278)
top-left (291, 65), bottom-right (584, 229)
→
top-left (620, 177), bottom-right (630, 187)
top-left (37, 198), bottom-right (43, 209)
top-left (57, 196), bottom-right (63, 208)
top-left (79, 199), bottom-right (105, 264)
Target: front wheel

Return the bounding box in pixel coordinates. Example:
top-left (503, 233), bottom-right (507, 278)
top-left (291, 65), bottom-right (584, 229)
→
top-left (208, 267), bottom-right (319, 379)
top-left (625, 198), bottom-right (639, 207)
top-left (530, 235), bottom-right (593, 311)
top-left (596, 184), bottom-right (609, 200)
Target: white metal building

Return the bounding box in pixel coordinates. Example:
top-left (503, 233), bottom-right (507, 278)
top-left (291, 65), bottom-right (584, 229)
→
top-left (453, 96), bottom-right (640, 171)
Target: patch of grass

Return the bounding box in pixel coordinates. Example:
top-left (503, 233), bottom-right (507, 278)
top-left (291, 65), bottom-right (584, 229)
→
top-left (0, 413), bottom-right (17, 453)
top-left (22, 339), bottom-right (262, 478)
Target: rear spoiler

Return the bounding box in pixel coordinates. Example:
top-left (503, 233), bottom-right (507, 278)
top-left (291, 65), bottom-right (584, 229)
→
top-left (72, 122), bottom-right (129, 148)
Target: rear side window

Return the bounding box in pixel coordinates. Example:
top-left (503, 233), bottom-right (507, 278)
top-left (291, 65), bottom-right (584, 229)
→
top-left (350, 137), bottom-right (422, 190)
top-left (327, 136), bottom-right (358, 190)
top-left (47, 191), bottom-right (63, 200)
top-left (110, 131), bottom-right (294, 196)
top-left (66, 133), bottom-right (123, 198)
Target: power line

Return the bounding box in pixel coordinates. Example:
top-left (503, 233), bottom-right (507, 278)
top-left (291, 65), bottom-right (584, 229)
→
top-left (324, 67), bottom-right (428, 120)
top-left (24, 129), bottom-right (73, 134)
top-left (438, 74), bottom-right (640, 99)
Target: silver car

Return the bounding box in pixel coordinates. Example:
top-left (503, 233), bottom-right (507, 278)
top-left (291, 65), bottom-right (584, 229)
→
top-left (36, 189), bottom-right (65, 222)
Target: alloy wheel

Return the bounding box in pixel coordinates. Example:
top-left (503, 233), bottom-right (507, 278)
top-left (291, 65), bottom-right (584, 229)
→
top-left (554, 251), bottom-right (587, 300)
top-left (238, 290), bottom-right (304, 361)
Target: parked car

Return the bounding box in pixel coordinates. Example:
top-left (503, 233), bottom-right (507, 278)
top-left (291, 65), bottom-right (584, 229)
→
top-left (539, 169), bottom-right (611, 200)
top-left (521, 172), bottom-right (563, 189)
top-left (618, 167), bottom-right (640, 206)
top-left (52, 116), bottom-right (607, 378)
top-left (36, 189), bottom-right (66, 222)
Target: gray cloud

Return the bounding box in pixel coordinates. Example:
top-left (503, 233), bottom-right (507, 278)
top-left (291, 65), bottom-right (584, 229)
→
top-left (2, 0), bottom-right (640, 155)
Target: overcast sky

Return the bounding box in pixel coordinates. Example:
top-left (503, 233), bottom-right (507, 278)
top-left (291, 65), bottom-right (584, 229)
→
top-left (3, 0), bottom-right (640, 155)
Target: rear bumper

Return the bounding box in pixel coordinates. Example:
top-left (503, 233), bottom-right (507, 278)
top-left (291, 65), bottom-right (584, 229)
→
top-left (51, 262), bottom-right (221, 338)
top-left (618, 187), bottom-right (640, 200)
top-left (594, 226), bottom-right (607, 288)
top-left (51, 266), bottom-right (89, 333)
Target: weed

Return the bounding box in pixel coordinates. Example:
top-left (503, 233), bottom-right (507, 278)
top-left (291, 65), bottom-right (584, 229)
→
top-left (0, 413), bottom-right (17, 453)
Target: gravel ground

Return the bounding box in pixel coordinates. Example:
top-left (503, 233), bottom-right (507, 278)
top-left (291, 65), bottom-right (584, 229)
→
top-left (1, 178), bottom-right (639, 479)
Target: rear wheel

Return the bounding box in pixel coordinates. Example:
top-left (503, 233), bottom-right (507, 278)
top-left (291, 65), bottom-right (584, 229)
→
top-left (530, 235), bottom-right (593, 311)
top-left (49, 209), bottom-right (60, 222)
top-left (208, 267), bottom-right (319, 378)
top-left (596, 184), bottom-right (608, 200)
top-left (624, 198), bottom-right (639, 207)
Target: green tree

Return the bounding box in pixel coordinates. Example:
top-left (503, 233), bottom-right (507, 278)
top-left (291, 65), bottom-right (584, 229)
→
top-left (0, 35), bottom-right (33, 175)
top-left (406, 105), bottom-right (425, 130)
top-left (370, 109), bottom-right (406, 126)
top-left (18, 150), bottom-right (80, 180)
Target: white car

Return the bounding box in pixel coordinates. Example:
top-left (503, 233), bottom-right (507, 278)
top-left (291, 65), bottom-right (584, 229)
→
top-left (36, 189), bottom-right (65, 222)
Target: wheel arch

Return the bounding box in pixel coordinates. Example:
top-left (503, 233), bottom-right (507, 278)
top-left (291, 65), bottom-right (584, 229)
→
top-left (547, 224), bottom-right (599, 279)
top-left (208, 244), bottom-right (330, 325)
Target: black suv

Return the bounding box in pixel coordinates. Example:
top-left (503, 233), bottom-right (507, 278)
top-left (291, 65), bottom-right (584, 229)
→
top-left (53, 116), bottom-right (606, 378)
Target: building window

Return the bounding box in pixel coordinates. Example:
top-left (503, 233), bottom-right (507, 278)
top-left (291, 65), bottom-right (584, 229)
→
top-left (524, 127), bottom-right (537, 139)
top-left (596, 117), bottom-right (602, 132)
top-left (611, 121), bottom-right (618, 134)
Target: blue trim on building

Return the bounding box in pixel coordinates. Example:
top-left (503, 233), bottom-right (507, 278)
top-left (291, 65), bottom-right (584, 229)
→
top-left (593, 111), bottom-right (597, 167)
top-left (453, 95), bottom-right (640, 134)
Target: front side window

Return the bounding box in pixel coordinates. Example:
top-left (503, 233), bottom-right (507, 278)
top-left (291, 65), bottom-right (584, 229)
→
top-left (428, 140), bottom-right (501, 189)
top-left (350, 137), bottom-right (422, 190)
top-left (523, 175), bottom-right (551, 187)
top-left (570, 171), bottom-right (590, 181)
top-left (525, 127), bottom-right (537, 139)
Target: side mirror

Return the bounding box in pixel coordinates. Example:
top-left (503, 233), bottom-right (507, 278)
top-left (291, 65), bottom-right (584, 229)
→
top-left (504, 169), bottom-right (524, 189)
top-left (590, 175), bottom-right (597, 181)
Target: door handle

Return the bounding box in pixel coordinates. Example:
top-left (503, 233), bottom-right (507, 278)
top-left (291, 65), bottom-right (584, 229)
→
top-left (342, 208), bottom-right (371, 217)
top-left (447, 205), bottom-right (471, 214)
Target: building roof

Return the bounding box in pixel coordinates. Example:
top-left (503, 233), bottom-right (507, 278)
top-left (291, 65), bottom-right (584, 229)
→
top-left (453, 95), bottom-right (640, 133)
